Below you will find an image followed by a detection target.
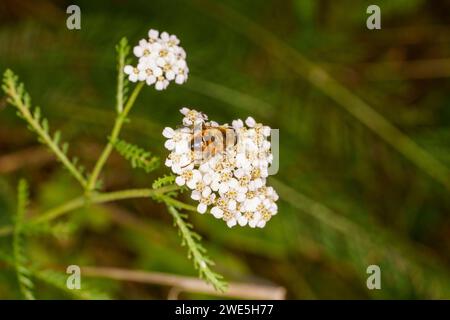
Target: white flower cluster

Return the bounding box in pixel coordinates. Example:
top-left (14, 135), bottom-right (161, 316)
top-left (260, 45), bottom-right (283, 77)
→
top-left (124, 29), bottom-right (188, 90)
top-left (163, 108), bottom-right (278, 228)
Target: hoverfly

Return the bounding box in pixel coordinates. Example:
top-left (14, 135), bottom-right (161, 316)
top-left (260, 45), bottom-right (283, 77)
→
top-left (190, 122), bottom-right (238, 161)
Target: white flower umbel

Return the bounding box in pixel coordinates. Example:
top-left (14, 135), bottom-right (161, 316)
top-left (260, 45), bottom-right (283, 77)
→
top-left (124, 28), bottom-right (189, 90)
top-left (163, 108), bottom-right (279, 228)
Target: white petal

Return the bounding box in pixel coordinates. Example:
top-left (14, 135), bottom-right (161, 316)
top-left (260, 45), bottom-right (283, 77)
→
top-left (186, 179), bottom-right (197, 189)
top-left (262, 126), bottom-right (271, 136)
top-left (172, 165), bottom-right (182, 174)
top-left (155, 81), bottom-right (165, 90)
top-left (179, 155), bottom-right (191, 168)
top-left (133, 46), bottom-right (144, 57)
top-left (164, 139), bottom-right (175, 150)
top-left (153, 67), bottom-right (163, 77)
top-left (238, 216), bottom-right (248, 226)
top-left (234, 168), bottom-right (245, 178)
top-left (227, 219), bottom-right (237, 228)
top-left (228, 200), bottom-right (237, 211)
top-left (244, 198), bottom-right (259, 212)
top-left (202, 173), bottom-right (212, 184)
top-left (146, 75), bottom-right (156, 85)
top-left (211, 207), bottom-right (223, 219)
top-left (175, 141), bottom-right (189, 153)
top-left (219, 183), bottom-right (229, 194)
top-left (228, 178), bottom-right (238, 188)
top-left (176, 59), bottom-right (186, 68)
top-left (162, 127), bottom-right (175, 138)
top-left (232, 119), bottom-right (244, 129)
top-left (202, 187), bottom-right (211, 198)
top-left (160, 31), bottom-right (170, 41)
top-left (176, 74), bottom-right (186, 84)
top-left (271, 204), bottom-right (278, 214)
top-left (148, 29), bottom-right (159, 39)
top-left (175, 176), bottom-right (185, 186)
top-left (211, 181), bottom-right (220, 192)
top-left (124, 65), bottom-right (134, 74)
top-left (129, 74), bottom-right (138, 82)
top-left (192, 170), bottom-right (202, 181)
top-left (180, 107), bottom-right (190, 115)
top-left (236, 193), bottom-right (246, 202)
top-left (138, 71), bottom-right (147, 81)
top-left (197, 203), bottom-right (207, 214)
top-left (156, 57), bottom-right (166, 67)
top-left (166, 70), bottom-right (175, 80)
top-left (245, 117), bottom-right (256, 127)
top-left (191, 190), bottom-right (201, 201)
top-left (257, 220), bottom-right (266, 228)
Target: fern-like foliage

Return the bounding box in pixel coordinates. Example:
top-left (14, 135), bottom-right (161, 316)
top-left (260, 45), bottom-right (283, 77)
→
top-left (167, 205), bottom-right (227, 292)
top-left (13, 179), bottom-right (35, 300)
top-left (1, 70), bottom-right (87, 188)
top-left (152, 174), bottom-right (176, 189)
top-left (116, 37), bottom-right (131, 114)
top-left (151, 174), bottom-right (180, 199)
top-left (111, 138), bottom-right (160, 173)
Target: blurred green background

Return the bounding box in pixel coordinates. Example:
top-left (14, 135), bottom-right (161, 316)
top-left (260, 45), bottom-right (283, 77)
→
top-left (1, 0), bottom-right (450, 299)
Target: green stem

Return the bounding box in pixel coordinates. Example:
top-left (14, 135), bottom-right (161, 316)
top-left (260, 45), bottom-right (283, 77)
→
top-left (87, 82), bottom-right (145, 191)
top-left (0, 184), bottom-right (179, 237)
top-left (160, 195), bottom-right (198, 212)
top-left (116, 52), bottom-right (126, 114)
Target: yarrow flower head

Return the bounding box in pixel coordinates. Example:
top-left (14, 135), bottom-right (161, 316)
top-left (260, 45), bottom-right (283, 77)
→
top-left (162, 108), bottom-right (279, 228)
top-left (124, 29), bottom-right (189, 90)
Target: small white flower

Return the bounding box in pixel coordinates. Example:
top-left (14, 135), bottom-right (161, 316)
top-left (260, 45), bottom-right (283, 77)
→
top-left (197, 193), bottom-right (216, 214)
top-left (181, 108), bottom-right (208, 126)
top-left (262, 126), bottom-right (271, 137)
top-left (162, 127), bottom-right (175, 138)
top-left (238, 211), bottom-right (260, 227)
top-left (155, 76), bottom-right (169, 90)
top-left (133, 40), bottom-right (151, 58)
top-left (175, 167), bottom-right (199, 187)
top-left (124, 65), bottom-right (140, 82)
top-left (125, 28), bottom-right (189, 90)
top-left (160, 31), bottom-right (180, 47)
top-left (232, 119), bottom-right (244, 129)
top-left (223, 210), bottom-right (238, 228)
top-left (210, 169), bottom-right (233, 194)
top-left (148, 29), bottom-right (159, 42)
top-left (211, 206), bottom-right (223, 219)
top-left (245, 116), bottom-right (256, 127)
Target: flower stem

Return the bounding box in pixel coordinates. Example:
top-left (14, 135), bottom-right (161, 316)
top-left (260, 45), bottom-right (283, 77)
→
top-left (0, 184), bottom-right (179, 237)
top-left (87, 82), bottom-right (145, 191)
top-left (35, 184), bottom-right (178, 224)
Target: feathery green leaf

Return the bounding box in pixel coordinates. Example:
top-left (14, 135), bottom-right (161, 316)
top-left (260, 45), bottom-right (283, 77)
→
top-left (116, 37), bottom-right (131, 114)
top-left (167, 205), bottom-right (227, 292)
top-left (13, 179), bottom-right (35, 300)
top-left (112, 138), bottom-right (160, 173)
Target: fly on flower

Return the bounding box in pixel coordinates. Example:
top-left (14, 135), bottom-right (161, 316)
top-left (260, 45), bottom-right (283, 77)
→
top-left (124, 29), bottom-right (189, 90)
top-left (190, 123), bottom-right (238, 162)
top-left (162, 108), bottom-right (279, 228)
